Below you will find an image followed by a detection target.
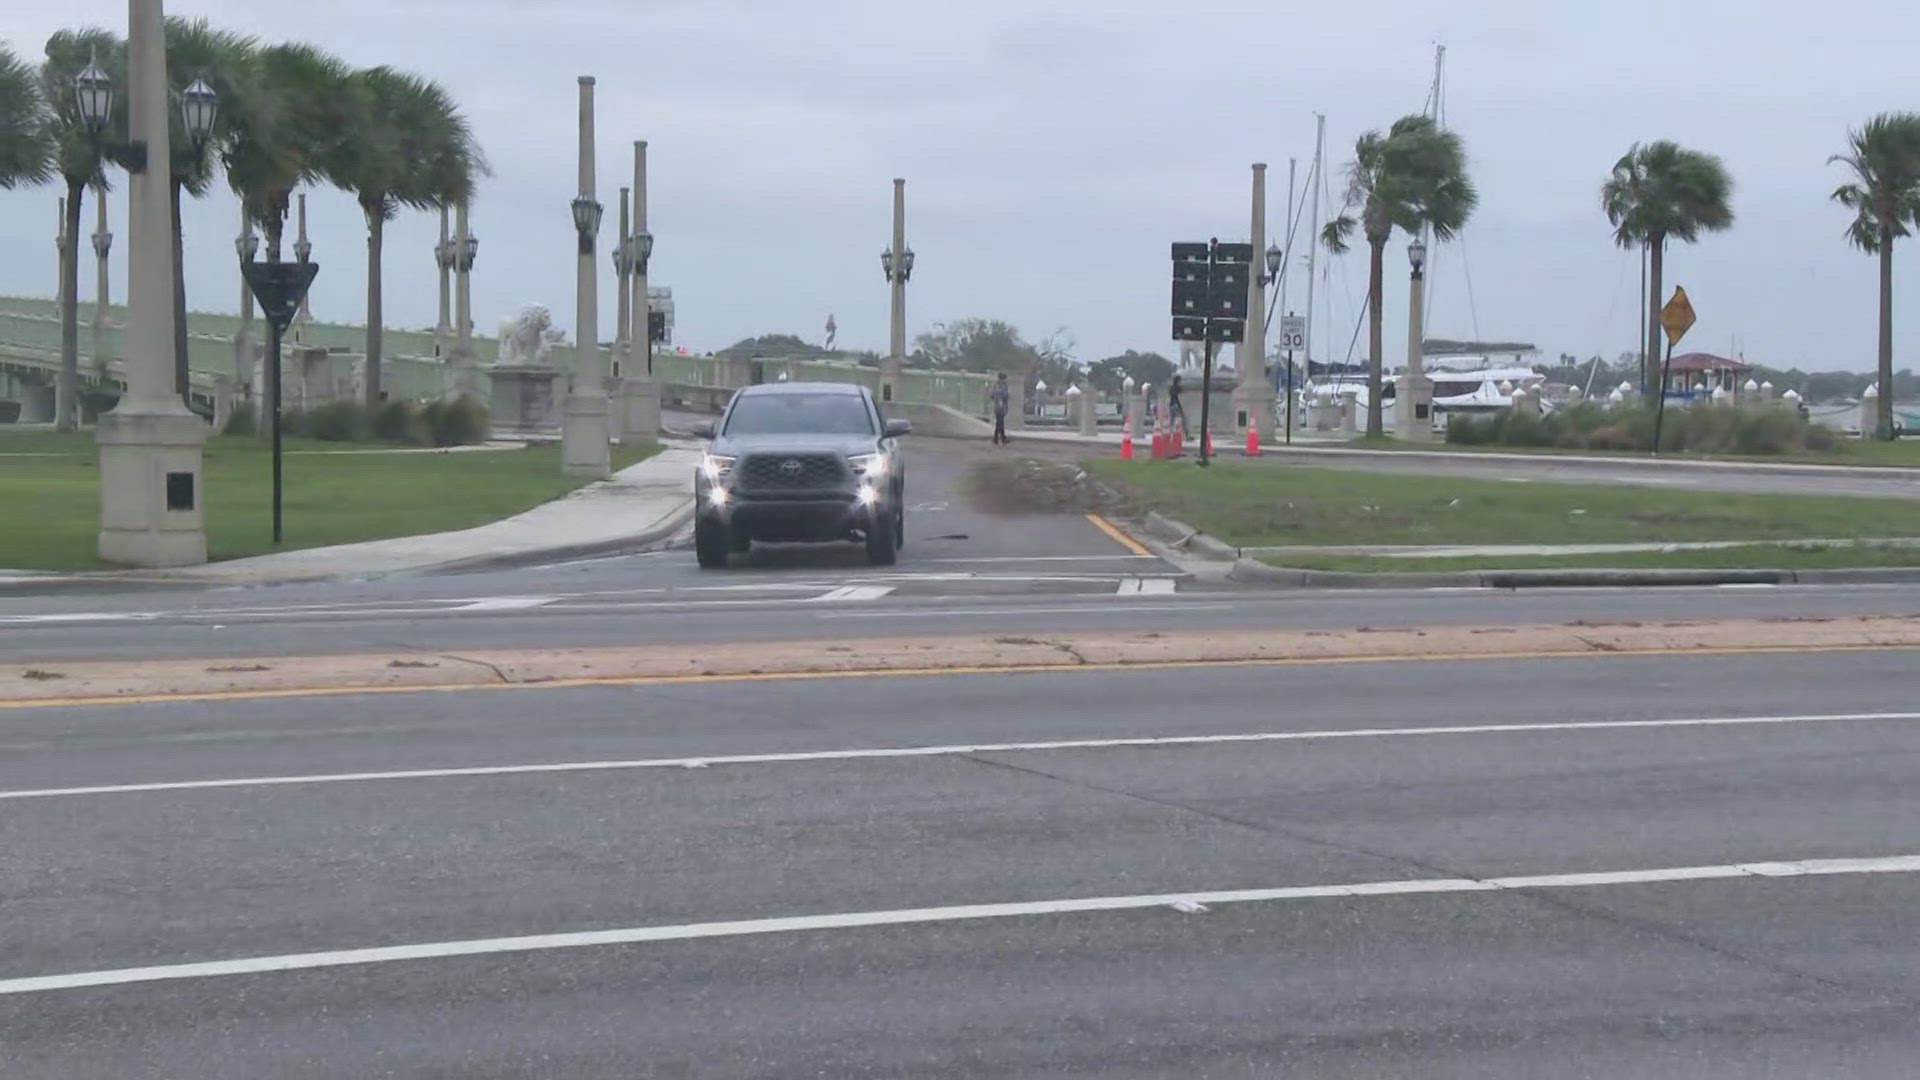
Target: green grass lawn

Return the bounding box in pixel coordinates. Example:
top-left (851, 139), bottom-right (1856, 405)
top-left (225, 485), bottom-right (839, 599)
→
top-left (0, 431), bottom-right (656, 570)
top-left (1332, 434), bottom-right (1920, 468)
top-left (1261, 544), bottom-right (1920, 574)
top-left (1085, 458), bottom-right (1920, 549)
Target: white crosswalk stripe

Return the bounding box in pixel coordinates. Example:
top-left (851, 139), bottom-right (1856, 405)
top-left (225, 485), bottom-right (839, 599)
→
top-left (1116, 578), bottom-right (1178, 595)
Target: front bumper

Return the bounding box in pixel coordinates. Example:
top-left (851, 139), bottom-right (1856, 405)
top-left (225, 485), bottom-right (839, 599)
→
top-left (698, 484), bottom-right (885, 543)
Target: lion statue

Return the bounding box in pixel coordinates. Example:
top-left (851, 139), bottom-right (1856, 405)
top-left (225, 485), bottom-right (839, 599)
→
top-left (496, 304), bottom-right (567, 366)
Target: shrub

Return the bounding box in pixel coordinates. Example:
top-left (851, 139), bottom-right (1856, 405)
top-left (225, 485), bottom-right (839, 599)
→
top-left (1445, 415), bottom-right (1493, 445)
top-left (425, 396), bottom-right (490, 446)
top-left (278, 406), bottom-right (308, 438)
top-left (372, 399), bottom-right (425, 445)
top-left (306, 400), bottom-right (371, 443)
top-left (223, 401), bottom-right (257, 437)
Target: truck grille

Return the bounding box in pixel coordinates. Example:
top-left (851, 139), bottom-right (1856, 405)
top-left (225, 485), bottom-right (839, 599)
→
top-left (738, 453), bottom-right (848, 490)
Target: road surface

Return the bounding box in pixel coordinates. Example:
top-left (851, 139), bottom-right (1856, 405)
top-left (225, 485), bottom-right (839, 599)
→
top-left (5, 436), bottom-right (1919, 1076)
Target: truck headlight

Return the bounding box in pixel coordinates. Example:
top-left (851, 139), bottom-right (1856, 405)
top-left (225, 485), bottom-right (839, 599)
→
top-left (701, 454), bottom-right (736, 481)
top-left (848, 452), bottom-right (888, 480)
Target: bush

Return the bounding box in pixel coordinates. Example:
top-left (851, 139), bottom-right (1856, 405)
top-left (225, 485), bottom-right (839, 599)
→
top-left (223, 401), bottom-right (257, 437)
top-left (306, 400), bottom-right (371, 443)
top-left (279, 407), bottom-right (308, 438)
top-left (1455, 402), bottom-right (1835, 456)
top-left (372, 399), bottom-right (425, 445)
top-left (423, 396), bottom-right (490, 446)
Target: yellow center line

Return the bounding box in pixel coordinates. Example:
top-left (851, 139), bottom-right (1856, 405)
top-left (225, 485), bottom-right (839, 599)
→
top-left (1086, 513), bottom-right (1153, 557)
top-left (0, 642), bottom-right (1910, 712)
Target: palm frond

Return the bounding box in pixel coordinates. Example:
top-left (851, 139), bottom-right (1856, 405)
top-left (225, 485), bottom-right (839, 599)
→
top-left (0, 43), bottom-right (52, 187)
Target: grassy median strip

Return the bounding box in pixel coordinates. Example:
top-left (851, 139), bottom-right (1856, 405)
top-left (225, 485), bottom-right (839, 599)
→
top-left (1085, 459), bottom-right (1920, 550)
top-left (1259, 544), bottom-right (1920, 574)
top-left (0, 432), bottom-right (656, 571)
top-left (1332, 434), bottom-right (1920, 468)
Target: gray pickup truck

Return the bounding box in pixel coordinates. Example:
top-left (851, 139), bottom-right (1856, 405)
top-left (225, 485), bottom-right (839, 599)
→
top-left (692, 382), bottom-right (910, 568)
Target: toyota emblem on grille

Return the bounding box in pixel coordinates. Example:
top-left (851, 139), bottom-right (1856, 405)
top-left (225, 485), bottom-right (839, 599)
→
top-left (780, 459), bottom-right (804, 475)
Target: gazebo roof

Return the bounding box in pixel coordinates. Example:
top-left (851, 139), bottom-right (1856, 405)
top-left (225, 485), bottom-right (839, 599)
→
top-left (1667, 352), bottom-right (1752, 373)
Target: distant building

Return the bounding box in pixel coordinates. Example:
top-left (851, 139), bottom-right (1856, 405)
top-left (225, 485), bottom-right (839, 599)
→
top-left (1666, 353), bottom-right (1751, 392)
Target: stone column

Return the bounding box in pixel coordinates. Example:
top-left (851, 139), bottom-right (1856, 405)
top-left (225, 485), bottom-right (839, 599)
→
top-left (612, 186), bottom-right (631, 380)
top-left (293, 193), bottom-right (313, 331)
top-left (562, 75), bottom-right (611, 477)
top-left (1859, 384), bottom-right (1879, 438)
top-left (92, 190), bottom-right (112, 379)
top-left (234, 206), bottom-right (256, 401)
top-left (434, 204), bottom-right (452, 359)
top-left (1007, 373), bottom-right (1026, 430)
top-left (1394, 258), bottom-right (1434, 441)
top-left (882, 177), bottom-right (907, 404)
top-left (619, 140), bottom-right (661, 441)
top-left (97, 0), bottom-right (208, 567)
top-left (1074, 385), bottom-right (1096, 436)
top-left (450, 200), bottom-right (481, 400)
top-left (1231, 163), bottom-right (1275, 439)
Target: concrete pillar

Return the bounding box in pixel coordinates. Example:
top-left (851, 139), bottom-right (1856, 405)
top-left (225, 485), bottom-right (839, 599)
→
top-left (1760, 380), bottom-right (1775, 402)
top-left (881, 177), bottom-right (907, 404)
top-left (1395, 261), bottom-right (1434, 441)
top-left (450, 200), bottom-right (482, 401)
top-left (1007, 373), bottom-right (1026, 429)
top-left (1566, 385), bottom-right (1584, 408)
top-left (1126, 386), bottom-right (1145, 440)
top-left (1073, 385), bottom-right (1096, 436)
top-left (1232, 163), bottom-right (1276, 439)
top-left (293, 193), bottom-right (313, 332)
top-left (1338, 389), bottom-right (1358, 436)
top-left (562, 75), bottom-right (611, 477)
top-left (19, 377), bottom-right (56, 423)
top-left (620, 141), bottom-right (661, 440)
top-left (97, 0), bottom-right (209, 567)
top-left (92, 192), bottom-right (112, 378)
top-left (234, 206), bottom-right (256, 401)
top-left (434, 204), bottom-right (452, 359)
top-left (612, 186), bottom-right (631, 380)
top-left (1860, 384), bottom-right (1879, 438)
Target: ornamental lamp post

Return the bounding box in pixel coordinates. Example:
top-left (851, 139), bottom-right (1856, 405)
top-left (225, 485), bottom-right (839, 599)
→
top-left (234, 213), bottom-right (259, 399)
top-left (1397, 235), bottom-right (1433, 441)
top-left (562, 75), bottom-right (610, 478)
top-left (433, 207), bottom-right (456, 357)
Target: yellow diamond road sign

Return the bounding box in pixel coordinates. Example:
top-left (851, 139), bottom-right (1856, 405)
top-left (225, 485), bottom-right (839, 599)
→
top-left (1660, 287), bottom-right (1696, 345)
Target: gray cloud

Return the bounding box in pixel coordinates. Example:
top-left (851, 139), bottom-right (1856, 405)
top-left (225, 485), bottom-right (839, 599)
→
top-left (0, 0), bottom-right (1914, 374)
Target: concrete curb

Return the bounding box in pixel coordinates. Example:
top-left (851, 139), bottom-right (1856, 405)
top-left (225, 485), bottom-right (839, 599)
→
top-left (1242, 444), bottom-right (1920, 481)
top-left (1227, 558), bottom-right (1920, 590)
top-left (431, 499), bottom-right (696, 574)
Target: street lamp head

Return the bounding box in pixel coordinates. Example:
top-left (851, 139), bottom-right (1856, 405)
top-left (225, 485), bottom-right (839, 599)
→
top-left (294, 238), bottom-right (313, 264)
top-left (570, 197), bottom-right (603, 237)
top-left (610, 238), bottom-right (627, 276)
top-left (73, 56), bottom-right (115, 135)
top-left (1265, 243), bottom-right (1283, 279)
top-left (181, 77), bottom-right (220, 148)
top-left (880, 249), bottom-right (895, 282)
top-left (901, 248), bottom-right (916, 281)
top-left (1407, 236), bottom-right (1428, 273)
top-left (462, 233), bottom-right (478, 269)
top-left (635, 231), bottom-right (654, 266)
top-left (235, 230), bottom-right (259, 263)
top-left (92, 230), bottom-right (114, 257)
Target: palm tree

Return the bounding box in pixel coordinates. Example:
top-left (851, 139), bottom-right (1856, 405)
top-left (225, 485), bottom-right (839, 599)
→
top-left (1831, 113), bottom-right (1920, 441)
top-left (223, 42), bottom-right (354, 261)
top-left (1601, 141), bottom-right (1734, 395)
top-left (0, 44), bottom-right (52, 188)
top-left (333, 66), bottom-right (486, 409)
top-left (41, 29), bottom-right (126, 432)
top-left (1320, 114), bottom-right (1477, 437)
top-left (160, 17), bottom-right (254, 406)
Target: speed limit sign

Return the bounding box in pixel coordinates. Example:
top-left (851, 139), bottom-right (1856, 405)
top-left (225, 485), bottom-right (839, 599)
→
top-left (1278, 315), bottom-right (1306, 350)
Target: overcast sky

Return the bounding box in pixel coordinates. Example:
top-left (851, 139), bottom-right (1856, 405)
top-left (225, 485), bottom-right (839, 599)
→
top-left (1, 0), bottom-right (1916, 376)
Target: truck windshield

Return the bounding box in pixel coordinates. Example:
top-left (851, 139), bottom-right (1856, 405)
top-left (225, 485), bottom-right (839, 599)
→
top-left (724, 394), bottom-right (875, 436)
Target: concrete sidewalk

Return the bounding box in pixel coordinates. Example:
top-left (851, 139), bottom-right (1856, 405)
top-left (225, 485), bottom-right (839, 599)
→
top-left (2, 445), bottom-right (699, 590)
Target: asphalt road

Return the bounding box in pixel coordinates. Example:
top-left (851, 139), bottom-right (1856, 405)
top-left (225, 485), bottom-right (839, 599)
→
top-left (5, 650), bottom-right (1919, 1076)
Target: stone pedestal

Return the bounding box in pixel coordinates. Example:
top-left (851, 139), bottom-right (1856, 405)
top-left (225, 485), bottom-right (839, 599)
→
top-left (1075, 391), bottom-right (1096, 436)
top-left (490, 365), bottom-right (564, 439)
top-left (1126, 389), bottom-right (1145, 439)
top-left (17, 378), bottom-right (55, 423)
top-left (1394, 374), bottom-right (1435, 441)
top-left (1007, 379), bottom-right (1027, 429)
top-left (562, 393), bottom-right (611, 476)
top-left (1338, 391), bottom-right (1359, 437)
top-left (613, 375), bottom-right (662, 442)
top-left (97, 406), bottom-right (208, 567)
top-left (1231, 382), bottom-right (1276, 438)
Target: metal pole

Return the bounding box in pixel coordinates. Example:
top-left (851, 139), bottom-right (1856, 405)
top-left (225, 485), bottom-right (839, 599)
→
top-left (634, 141), bottom-right (650, 377)
top-left (1306, 113), bottom-right (1324, 376)
top-left (1651, 339), bottom-right (1674, 455)
top-left (1285, 345), bottom-right (1294, 446)
top-left (269, 318), bottom-right (283, 543)
top-left (1198, 337), bottom-right (1215, 467)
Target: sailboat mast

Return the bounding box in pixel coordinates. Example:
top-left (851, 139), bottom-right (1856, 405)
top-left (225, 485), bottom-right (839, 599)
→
top-left (1423, 44), bottom-right (1445, 336)
top-left (1305, 112), bottom-right (1324, 374)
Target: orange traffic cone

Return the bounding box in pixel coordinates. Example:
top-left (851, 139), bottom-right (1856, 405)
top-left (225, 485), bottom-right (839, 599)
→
top-left (1120, 426), bottom-right (1134, 461)
top-left (1203, 431), bottom-right (1215, 457)
top-left (1245, 426), bottom-right (1261, 457)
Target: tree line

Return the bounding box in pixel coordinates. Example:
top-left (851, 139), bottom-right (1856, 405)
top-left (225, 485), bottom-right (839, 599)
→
top-left (0, 23), bottom-right (487, 431)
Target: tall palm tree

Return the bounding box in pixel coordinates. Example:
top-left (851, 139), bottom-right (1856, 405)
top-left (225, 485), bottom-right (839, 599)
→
top-left (1320, 114), bottom-right (1477, 437)
top-left (334, 66), bottom-right (486, 409)
top-left (223, 42), bottom-right (354, 261)
top-left (1831, 113), bottom-right (1920, 441)
top-left (1601, 141), bottom-right (1734, 395)
top-left (0, 44), bottom-right (52, 189)
top-left (41, 29), bottom-right (126, 431)
top-left (160, 17), bottom-right (254, 406)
